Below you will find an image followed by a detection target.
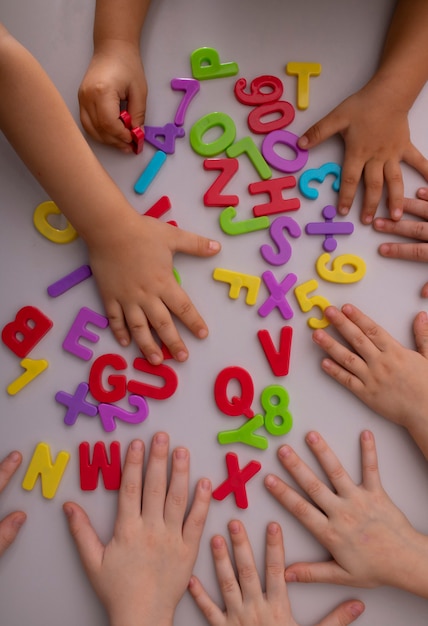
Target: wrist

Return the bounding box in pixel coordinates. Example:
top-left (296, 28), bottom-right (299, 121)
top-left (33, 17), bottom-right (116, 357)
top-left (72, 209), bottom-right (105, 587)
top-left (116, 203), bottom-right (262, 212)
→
top-left (387, 529), bottom-right (428, 597)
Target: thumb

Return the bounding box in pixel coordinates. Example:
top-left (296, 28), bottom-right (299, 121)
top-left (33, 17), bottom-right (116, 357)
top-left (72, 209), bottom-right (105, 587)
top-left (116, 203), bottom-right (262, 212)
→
top-left (413, 311), bottom-right (428, 359)
top-left (316, 600), bottom-right (365, 626)
top-left (174, 228), bottom-right (221, 258)
top-left (127, 80), bottom-right (148, 129)
top-left (0, 511), bottom-right (27, 556)
top-left (63, 502), bottom-right (104, 576)
top-left (298, 108), bottom-right (347, 150)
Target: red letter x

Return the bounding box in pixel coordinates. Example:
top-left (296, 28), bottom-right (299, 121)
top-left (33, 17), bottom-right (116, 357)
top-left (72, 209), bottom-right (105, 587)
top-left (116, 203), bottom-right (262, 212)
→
top-left (212, 452), bottom-right (261, 509)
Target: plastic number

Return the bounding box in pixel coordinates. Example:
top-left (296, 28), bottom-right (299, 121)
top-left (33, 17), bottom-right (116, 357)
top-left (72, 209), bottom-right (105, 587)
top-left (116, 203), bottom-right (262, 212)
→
top-left (294, 279), bottom-right (330, 328)
top-left (316, 252), bottom-right (366, 284)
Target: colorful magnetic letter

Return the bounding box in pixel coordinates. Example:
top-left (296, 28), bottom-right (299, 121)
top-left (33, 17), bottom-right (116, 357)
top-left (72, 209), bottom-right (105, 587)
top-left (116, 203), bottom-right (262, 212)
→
top-left (190, 112), bottom-right (236, 157)
top-left (315, 252), bottom-right (366, 283)
top-left (219, 206), bottom-right (270, 236)
top-left (171, 77), bottom-right (201, 126)
top-left (22, 442), bottom-right (70, 499)
top-left (144, 195), bottom-right (172, 219)
top-left (203, 158), bottom-right (239, 207)
top-left (298, 162), bottom-right (342, 200)
top-left (250, 176), bottom-right (300, 217)
top-left (190, 47), bottom-right (239, 80)
top-left (213, 268), bottom-right (261, 305)
top-left (33, 200), bottom-right (78, 243)
top-left (234, 75), bottom-right (283, 105)
top-left (261, 385), bottom-right (293, 435)
top-left (212, 452), bottom-right (261, 509)
top-left (98, 395), bottom-right (149, 432)
top-left (2, 306), bottom-right (53, 357)
top-left (134, 151), bottom-right (167, 194)
top-left (226, 137), bottom-right (272, 180)
top-left (218, 414), bottom-right (268, 450)
top-left (62, 307), bottom-right (109, 361)
top-left (128, 358), bottom-right (178, 400)
top-left (260, 216), bottom-right (301, 266)
top-left (88, 353), bottom-right (128, 403)
top-left (119, 110), bottom-right (144, 154)
top-left (7, 358), bottom-right (48, 396)
top-left (262, 130), bottom-right (308, 173)
top-left (305, 205), bottom-right (354, 252)
top-left (285, 62), bottom-right (322, 110)
top-left (143, 123), bottom-right (185, 154)
top-left (55, 382), bottom-right (98, 426)
top-left (258, 271), bottom-right (297, 319)
top-left (79, 441), bottom-right (122, 490)
top-left (214, 366), bottom-right (255, 418)
top-left (257, 326), bottom-right (293, 377)
top-left (248, 100), bottom-right (295, 134)
top-left (47, 264), bottom-right (92, 297)
top-left (294, 279), bottom-right (330, 329)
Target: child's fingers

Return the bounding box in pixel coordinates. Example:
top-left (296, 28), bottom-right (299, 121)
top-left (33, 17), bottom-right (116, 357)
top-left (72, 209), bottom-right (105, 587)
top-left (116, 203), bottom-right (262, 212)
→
top-left (122, 300), bottom-right (172, 365)
top-left (63, 502), bottom-right (104, 577)
top-left (384, 159), bottom-right (404, 220)
top-left (141, 432), bottom-right (169, 523)
top-left (360, 431), bottom-right (382, 492)
top-left (173, 228), bottom-right (221, 259)
top-left (377, 241), bottom-right (428, 263)
top-left (116, 439), bottom-right (145, 525)
top-left (374, 216), bottom-right (428, 242)
top-left (361, 158), bottom-right (384, 224)
top-left (0, 511), bottom-right (26, 556)
top-left (164, 447), bottom-right (189, 529)
top-left (304, 432), bottom-right (356, 497)
top-left (188, 575), bottom-right (225, 626)
top-left (265, 522), bottom-right (288, 602)
top-left (210, 534), bottom-right (243, 611)
top-left (315, 599), bottom-right (365, 626)
top-left (413, 311), bottom-right (428, 358)
top-left (161, 281), bottom-right (209, 343)
top-left (329, 304), bottom-right (392, 356)
top-left (285, 559), bottom-right (353, 586)
top-left (182, 478), bottom-right (211, 549)
top-left (228, 520), bottom-right (262, 600)
top-left (0, 451), bottom-right (22, 493)
top-left (105, 298), bottom-right (133, 352)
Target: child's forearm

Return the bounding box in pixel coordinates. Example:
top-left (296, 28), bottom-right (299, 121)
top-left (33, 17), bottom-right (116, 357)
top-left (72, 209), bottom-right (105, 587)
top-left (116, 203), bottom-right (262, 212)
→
top-left (0, 23), bottom-right (136, 245)
top-left (93, 0), bottom-right (151, 50)
top-left (370, 0), bottom-right (428, 110)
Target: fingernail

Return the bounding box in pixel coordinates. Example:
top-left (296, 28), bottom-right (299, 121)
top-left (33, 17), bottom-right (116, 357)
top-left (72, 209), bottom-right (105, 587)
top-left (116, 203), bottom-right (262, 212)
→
top-left (154, 432), bottom-right (168, 446)
top-left (13, 513), bottom-right (26, 529)
top-left (150, 353), bottom-right (162, 365)
top-left (8, 451), bottom-right (21, 463)
top-left (209, 240), bottom-right (221, 252)
top-left (120, 338), bottom-right (129, 347)
top-left (391, 208), bottom-right (401, 220)
top-left (306, 431), bottom-right (319, 444)
top-left (285, 571), bottom-right (297, 582)
top-left (176, 350), bottom-right (188, 362)
top-left (338, 206), bottom-right (349, 216)
top-left (198, 328), bottom-right (208, 339)
top-left (174, 447), bottom-right (188, 460)
top-left (350, 602), bottom-right (364, 617)
top-left (363, 214), bottom-right (373, 225)
top-left (268, 521), bottom-right (279, 535)
top-left (278, 445), bottom-right (292, 459)
top-left (265, 474), bottom-right (278, 488)
top-left (200, 478), bottom-right (211, 491)
top-left (131, 439), bottom-right (143, 451)
top-left (63, 504), bottom-right (73, 518)
top-left (298, 135), bottom-right (309, 148)
top-left (229, 520), bottom-right (240, 534)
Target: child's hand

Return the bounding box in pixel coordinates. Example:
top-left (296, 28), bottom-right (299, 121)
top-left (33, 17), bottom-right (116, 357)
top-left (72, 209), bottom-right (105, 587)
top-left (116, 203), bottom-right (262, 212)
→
top-left (87, 215), bottom-right (221, 364)
top-left (265, 430), bottom-right (428, 598)
top-left (64, 433), bottom-right (212, 626)
top-left (374, 186), bottom-right (428, 296)
top-left (0, 451), bottom-right (26, 556)
top-left (78, 41), bottom-right (147, 152)
top-left (311, 304), bottom-right (428, 459)
top-left (298, 82), bottom-right (428, 225)
top-left (188, 519), bottom-right (364, 626)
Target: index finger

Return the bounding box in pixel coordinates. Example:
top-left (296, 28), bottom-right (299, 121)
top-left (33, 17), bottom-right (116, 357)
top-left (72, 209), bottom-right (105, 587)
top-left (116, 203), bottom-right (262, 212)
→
top-left (116, 439), bottom-right (145, 524)
top-left (0, 451), bottom-right (22, 493)
top-left (326, 304), bottom-right (396, 355)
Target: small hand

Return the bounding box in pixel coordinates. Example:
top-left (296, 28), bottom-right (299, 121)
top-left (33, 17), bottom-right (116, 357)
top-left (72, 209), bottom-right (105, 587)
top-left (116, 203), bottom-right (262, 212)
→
top-left (311, 304), bottom-right (428, 456)
top-left (265, 431), bottom-right (428, 596)
top-left (88, 215), bottom-right (221, 364)
top-left (0, 451), bottom-right (26, 556)
top-left (374, 186), bottom-right (428, 296)
top-left (64, 433), bottom-right (212, 626)
top-left (189, 519), bottom-right (364, 626)
top-left (298, 82), bottom-right (428, 224)
top-left (78, 41), bottom-right (147, 152)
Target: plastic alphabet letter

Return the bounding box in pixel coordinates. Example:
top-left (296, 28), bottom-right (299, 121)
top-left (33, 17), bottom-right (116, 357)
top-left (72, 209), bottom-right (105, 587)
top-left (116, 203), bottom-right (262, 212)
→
top-left (219, 206), bottom-right (270, 236)
top-left (262, 130), bottom-right (309, 173)
top-left (62, 307), bottom-right (108, 361)
top-left (315, 252), bottom-right (366, 284)
top-left (79, 441), bottom-right (122, 490)
top-left (258, 271), bottom-right (297, 319)
top-left (190, 47), bottom-right (239, 80)
top-left (33, 200), bottom-right (78, 244)
top-left (305, 204), bottom-right (354, 252)
top-left (213, 268), bottom-right (261, 305)
top-left (234, 75), bottom-right (283, 105)
top-left (171, 77), bottom-right (201, 126)
top-left (285, 62), bottom-right (322, 110)
top-left (143, 123), bottom-right (185, 154)
top-left (257, 326), bottom-right (293, 377)
top-left (247, 100), bottom-right (295, 134)
top-left (55, 382), bottom-right (99, 426)
top-left (226, 136), bottom-right (272, 180)
top-left (47, 264), bottom-right (92, 297)
top-left (128, 358), bottom-right (178, 400)
top-left (212, 452), bottom-right (262, 509)
top-left (260, 216), bottom-right (301, 266)
top-left (214, 366), bottom-right (255, 418)
top-left (203, 158), bottom-right (239, 207)
top-left (98, 395), bottom-right (149, 433)
top-left (250, 176), bottom-right (300, 218)
top-left (2, 306), bottom-right (53, 357)
top-left (88, 353), bottom-right (128, 403)
top-left (22, 442), bottom-right (70, 499)
top-left (190, 112), bottom-right (236, 157)
top-left (218, 414), bottom-right (268, 450)
top-left (294, 279), bottom-right (330, 329)
top-left (261, 385), bottom-right (293, 435)
top-left (7, 358), bottom-right (48, 396)
top-left (298, 162), bottom-right (342, 200)
top-left (134, 151), bottom-right (167, 194)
